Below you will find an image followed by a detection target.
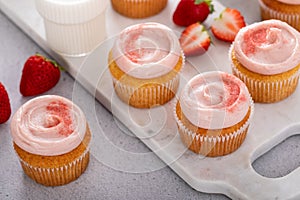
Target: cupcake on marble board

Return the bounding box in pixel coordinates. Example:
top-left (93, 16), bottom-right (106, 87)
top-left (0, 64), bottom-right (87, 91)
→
top-left (10, 95), bottom-right (91, 186)
top-left (230, 19), bottom-right (300, 103)
top-left (174, 71), bottom-right (254, 157)
top-left (110, 0), bottom-right (168, 18)
top-left (259, 0), bottom-right (300, 31)
top-left (108, 22), bottom-right (184, 108)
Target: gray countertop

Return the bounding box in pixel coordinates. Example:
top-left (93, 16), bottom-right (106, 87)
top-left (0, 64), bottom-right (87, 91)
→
top-left (1, 0), bottom-right (299, 199)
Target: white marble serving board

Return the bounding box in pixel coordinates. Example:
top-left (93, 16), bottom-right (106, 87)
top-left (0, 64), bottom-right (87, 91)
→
top-left (1, 0), bottom-right (300, 199)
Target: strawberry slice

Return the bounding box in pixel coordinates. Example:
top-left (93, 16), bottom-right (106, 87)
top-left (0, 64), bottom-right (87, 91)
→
top-left (0, 82), bottom-right (11, 124)
top-left (173, 0), bottom-right (214, 27)
top-left (180, 22), bottom-right (211, 57)
top-left (211, 8), bottom-right (246, 42)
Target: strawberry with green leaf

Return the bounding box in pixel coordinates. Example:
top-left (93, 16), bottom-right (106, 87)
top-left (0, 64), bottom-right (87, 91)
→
top-left (20, 54), bottom-right (61, 96)
top-left (173, 0), bottom-right (214, 27)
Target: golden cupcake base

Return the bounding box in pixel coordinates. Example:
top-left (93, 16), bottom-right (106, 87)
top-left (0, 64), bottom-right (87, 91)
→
top-left (111, 0), bottom-right (168, 18)
top-left (108, 51), bottom-right (184, 108)
top-left (231, 49), bottom-right (300, 103)
top-left (259, 0), bottom-right (300, 31)
top-left (14, 125), bottom-right (91, 186)
top-left (174, 101), bottom-right (254, 157)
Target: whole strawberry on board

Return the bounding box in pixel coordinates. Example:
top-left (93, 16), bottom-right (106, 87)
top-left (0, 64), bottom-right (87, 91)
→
top-left (211, 8), bottom-right (246, 42)
top-left (20, 54), bottom-right (60, 96)
top-left (0, 82), bottom-right (11, 124)
top-left (179, 22), bottom-right (211, 57)
top-left (173, 0), bottom-right (214, 27)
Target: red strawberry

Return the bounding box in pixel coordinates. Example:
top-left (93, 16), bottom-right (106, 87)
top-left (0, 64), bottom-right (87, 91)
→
top-left (20, 54), bottom-right (60, 96)
top-left (211, 8), bottom-right (246, 42)
top-left (180, 22), bottom-right (211, 56)
top-left (0, 83), bottom-right (11, 124)
top-left (173, 0), bottom-right (214, 27)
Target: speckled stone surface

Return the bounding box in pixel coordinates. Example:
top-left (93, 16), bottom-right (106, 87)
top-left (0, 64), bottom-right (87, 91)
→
top-left (0, 0), bottom-right (299, 199)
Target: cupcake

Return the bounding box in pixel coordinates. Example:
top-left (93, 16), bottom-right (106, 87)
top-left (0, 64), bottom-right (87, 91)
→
top-left (108, 22), bottom-right (184, 108)
top-left (110, 0), bottom-right (168, 18)
top-left (259, 0), bottom-right (300, 31)
top-left (230, 19), bottom-right (300, 103)
top-left (10, 95), bottom-right (91, 186)
top-left (174, 71), bottom-right (254, 157)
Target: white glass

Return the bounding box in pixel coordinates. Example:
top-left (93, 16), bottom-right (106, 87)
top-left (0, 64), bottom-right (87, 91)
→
top-left (35, 0), bottom-right (109, 57)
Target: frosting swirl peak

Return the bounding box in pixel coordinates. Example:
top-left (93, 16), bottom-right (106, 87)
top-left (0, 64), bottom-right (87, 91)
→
top-left (10, 95), bottom-right (87, 156)
top-left (233, 20), bottom-right (300, 75)
top-left (111, 22), bottom-right (182, 79)
top-left (179, 71), bottom-right (251, 129)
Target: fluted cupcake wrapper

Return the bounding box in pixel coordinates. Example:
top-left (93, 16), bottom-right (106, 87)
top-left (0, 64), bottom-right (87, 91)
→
top-left (173, 100), bottom-right (254, 157)
top-left (16, 147), bottom-right (90, 186)
top-left (112, 72), bottom-right (180, 108)
top-left (111, 0), bottom-right (168, 18)
top-left (111, 52), bottom-right (185, 108)
top-left (259, 0), bottom-right (300, 31)
top-left (229, 43), bottom-right (300, 103)
top-left (232, 62), bottom-right (300, 103)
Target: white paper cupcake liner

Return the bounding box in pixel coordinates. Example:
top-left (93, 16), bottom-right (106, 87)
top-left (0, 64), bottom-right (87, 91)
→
top-left (232, 62), bottom-right (300, 103)
top-left (229, 44), bottom-right (300, 103)
top-left (258, 0), bottom-right (300, 31)
top-left (111, 54), bottom-right (185, 108)
top-left (110, 0), bottom-right (168, 18)
top-left (112, 72), bottom-right (180, 108)
top-left (173, 100), bottom-right (254, 157)
top-left (16, 147), bottom-right (90, 186)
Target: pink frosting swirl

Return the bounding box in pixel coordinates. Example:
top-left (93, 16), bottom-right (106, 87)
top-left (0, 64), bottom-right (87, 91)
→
top-left (233, 20), bottom-right (300, 75)
top-left (111, 22), bottom-right (182, 79)
top-left (10, 95), bottom-right (87, 156)
top-left (277, 0), bottom-right (300, 5)
top-left (179, 71), bottom-right (251, 129)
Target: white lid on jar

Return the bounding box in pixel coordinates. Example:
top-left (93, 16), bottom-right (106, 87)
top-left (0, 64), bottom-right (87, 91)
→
top-left (35, 0), bottom-right (109, 24)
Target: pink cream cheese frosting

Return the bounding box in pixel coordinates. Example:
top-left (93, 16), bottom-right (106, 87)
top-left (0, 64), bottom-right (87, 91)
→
top-left (276, 0), bottom-right (300, 5)
top-left (179, 71), bottom-right (251, 129)
top-left (233, 19), bottom-right (300, 75)
top-left (10, 95), bottom-right (87, 156)
top-left (111, 22), bottom-right (182, 79)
